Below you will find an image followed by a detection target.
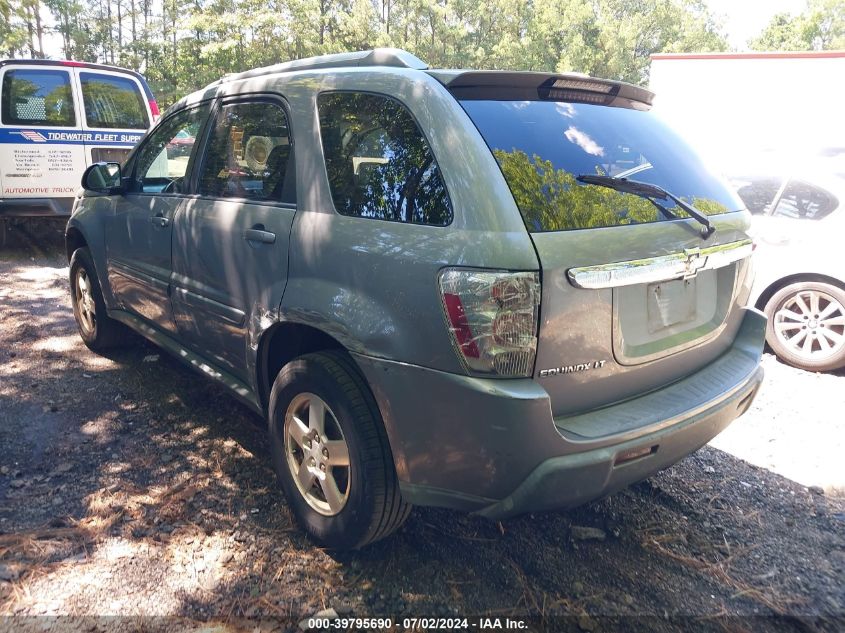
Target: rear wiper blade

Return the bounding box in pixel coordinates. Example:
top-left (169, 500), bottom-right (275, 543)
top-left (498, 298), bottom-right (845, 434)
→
top-left (576, 174), bottom-right (715, 238)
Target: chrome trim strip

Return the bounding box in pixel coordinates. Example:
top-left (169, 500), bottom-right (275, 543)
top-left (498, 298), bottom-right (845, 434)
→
top-left (567, 239), bottom-right (753, 289)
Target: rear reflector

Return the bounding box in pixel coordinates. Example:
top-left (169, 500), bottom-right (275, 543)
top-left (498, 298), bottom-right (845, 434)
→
top-left (442, 293), bottom-right (481, 358)
top-left (614, 445), bottom-right (658, 466)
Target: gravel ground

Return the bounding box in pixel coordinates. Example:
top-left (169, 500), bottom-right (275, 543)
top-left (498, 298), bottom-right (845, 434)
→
top-left (0, 220), bottom-right (843, 632)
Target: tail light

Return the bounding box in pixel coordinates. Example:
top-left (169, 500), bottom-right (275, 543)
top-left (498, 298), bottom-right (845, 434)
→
top-left (149, 99), bottom-right (160, 122)
top-left (439, 269), bottom-right (540, 378)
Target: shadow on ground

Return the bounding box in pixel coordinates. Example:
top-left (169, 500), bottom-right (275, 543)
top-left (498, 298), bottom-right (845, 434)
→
top-left (0, 222), bottom-right (843, 632)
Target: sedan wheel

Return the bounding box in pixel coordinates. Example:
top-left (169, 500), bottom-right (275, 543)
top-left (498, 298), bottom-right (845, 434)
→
top-left (765, 281), bottom-right (845, 372)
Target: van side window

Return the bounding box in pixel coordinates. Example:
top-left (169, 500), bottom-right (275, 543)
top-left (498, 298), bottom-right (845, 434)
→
top-left (132, 106), bottom-right (208, 194)
top-left (317, 92), bottom-right (452, 226)
top-left (80, 72), bottom-right (149, 130)
top-left (1, 69), bottom-right (75, 127)
top-left (198, 101), bottom-right (295, 203)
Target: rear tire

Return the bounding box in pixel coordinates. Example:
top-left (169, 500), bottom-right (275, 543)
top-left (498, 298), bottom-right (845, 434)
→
top-left (69, 247), bottom-right (130, 352)
top-left (268, 350), bottom-right (410, 549)
top-left (764, 280), bottom-right (845, 372)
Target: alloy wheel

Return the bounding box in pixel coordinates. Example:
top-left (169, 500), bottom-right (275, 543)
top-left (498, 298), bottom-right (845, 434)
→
top-left (773, 289), bottom-right (845, 360)
top-left (75, 268), bottom-right (96, 335)
top-left (283, 392), bottom-right (351, 516)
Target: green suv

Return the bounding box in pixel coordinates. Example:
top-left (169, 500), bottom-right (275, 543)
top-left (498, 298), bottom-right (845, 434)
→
top-left (66, 49), bottom-right (765, 549)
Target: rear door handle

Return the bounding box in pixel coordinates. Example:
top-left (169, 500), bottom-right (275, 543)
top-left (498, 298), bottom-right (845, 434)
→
top-left (150, 214), bottom-right (170, 228)
top-left (244, 228), bottom-right (276, 244)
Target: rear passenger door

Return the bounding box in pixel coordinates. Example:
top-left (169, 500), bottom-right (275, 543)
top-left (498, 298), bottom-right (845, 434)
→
top-left (171, 97), bottom-right (297, 380)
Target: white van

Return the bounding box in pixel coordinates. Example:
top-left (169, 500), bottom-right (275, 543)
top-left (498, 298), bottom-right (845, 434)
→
top-left (0, 59), bottom-right (157, 230)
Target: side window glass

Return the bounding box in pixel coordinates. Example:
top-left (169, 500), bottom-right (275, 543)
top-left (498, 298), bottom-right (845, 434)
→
top-left (198, 101), bottom-right (295, 203)
top-left (1, 69), bottom-right (75, 127)
top-left (773, 180), bottom-right (839, 220)
top-left (132, 106), bottom-right (207, 194)
top-left (80, 72), bottom-right (149, 130)
top-left (317, 92), bottom-right (452, 226)
top-left (733, 177), bottom-right (782, 215)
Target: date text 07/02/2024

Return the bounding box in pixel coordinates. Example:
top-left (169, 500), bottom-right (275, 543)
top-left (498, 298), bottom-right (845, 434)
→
top-left (306, 617), bottom-right (529, 630)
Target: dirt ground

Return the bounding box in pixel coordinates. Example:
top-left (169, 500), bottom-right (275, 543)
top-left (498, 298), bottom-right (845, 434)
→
top-left (1, 220), bottom-right (843, 632)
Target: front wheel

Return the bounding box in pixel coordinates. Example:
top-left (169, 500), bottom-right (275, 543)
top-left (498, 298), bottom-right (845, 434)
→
top-left (69, 247), bottom-right (130, 352)
top-left (268, 351), bottom-right (410, 549)
top-left (764, 280), bottom-right (845, 372)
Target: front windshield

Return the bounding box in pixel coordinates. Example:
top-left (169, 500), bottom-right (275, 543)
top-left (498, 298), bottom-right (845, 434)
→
top-left (460, 99), bottom-right (744, 232)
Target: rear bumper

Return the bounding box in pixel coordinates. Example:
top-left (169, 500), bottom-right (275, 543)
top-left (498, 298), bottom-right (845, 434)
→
top-left (0, 197), bottom-right (74, 217)
top-left (352, 307), bottom-right (766, 519)
top-left (477, 364), bottom-right (762, 519)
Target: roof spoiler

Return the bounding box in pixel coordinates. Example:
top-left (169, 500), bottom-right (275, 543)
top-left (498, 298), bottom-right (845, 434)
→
top-left (437, 70), bottom-right (654, 108)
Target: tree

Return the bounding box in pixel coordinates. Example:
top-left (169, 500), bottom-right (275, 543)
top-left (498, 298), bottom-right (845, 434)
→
top-left (0, 0), bottom-right (731, 108)
top-left (1, 0), bottom-right (30, 57)
top-left (750, 0), bottom-right (845, 51)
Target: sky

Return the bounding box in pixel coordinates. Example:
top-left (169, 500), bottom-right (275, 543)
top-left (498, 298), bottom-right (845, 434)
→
top-left (704, 0), bottom-right (809, 49)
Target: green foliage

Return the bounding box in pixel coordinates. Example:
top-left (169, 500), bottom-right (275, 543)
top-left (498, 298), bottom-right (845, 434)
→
top-left (493, 149), bottom-right (728, 231)
top-left (494, 149), bottom-right (660, 231)
top-left (1, 0), bottom-right (732, 107)
top-left (749, 0), bottom-right (845, 51)
top-left (2, 0), bottom-right (36, 57)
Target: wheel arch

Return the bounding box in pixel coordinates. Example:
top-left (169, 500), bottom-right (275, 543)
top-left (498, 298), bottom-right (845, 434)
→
top-left (256, 321), bottom-right (411, 487)
top-left (256, 321), bottom-right (348, 413)
top-left (65, 225), bottom-right (89, 262)
top-left (755, 272), bottom-right (845, 312)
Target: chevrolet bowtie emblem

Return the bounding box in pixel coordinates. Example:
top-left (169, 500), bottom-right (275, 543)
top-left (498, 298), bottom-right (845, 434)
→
top-left (683, 248), bottom-right (707, 279)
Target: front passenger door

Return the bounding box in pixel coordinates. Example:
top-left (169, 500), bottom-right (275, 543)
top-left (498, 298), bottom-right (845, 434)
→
top-left (105, 105), bottom-right (208, 333)
top-left (171, 97), bottom-right (297, 380)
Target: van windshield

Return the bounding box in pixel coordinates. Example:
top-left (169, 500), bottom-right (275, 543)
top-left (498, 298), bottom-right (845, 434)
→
top-left (460, 100), bottom-right (743, 232)
top-left (80, 72), bottom-right (149, 130)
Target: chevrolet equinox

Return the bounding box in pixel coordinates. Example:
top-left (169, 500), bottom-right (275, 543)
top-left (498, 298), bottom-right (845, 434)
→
top-left (66, 49), bottom-right (766, 549)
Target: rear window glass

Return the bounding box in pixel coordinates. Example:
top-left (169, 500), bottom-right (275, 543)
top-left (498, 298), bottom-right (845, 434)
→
top-left (1, 69), bottom-right (75, 127)
top-left (773, 179), bottom-right (839, 220)
top-left (461, 100), bottom-right (743, 232)
top-left (80, 72), bottom-right (148, 130)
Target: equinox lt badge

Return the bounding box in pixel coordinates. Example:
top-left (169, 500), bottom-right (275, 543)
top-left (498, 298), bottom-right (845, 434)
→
top-left (539, 360), bottom-right (607, 377)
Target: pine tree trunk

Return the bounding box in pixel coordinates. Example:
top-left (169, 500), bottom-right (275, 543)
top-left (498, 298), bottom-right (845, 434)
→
top-left (143, 0), bottom-right (149, 67)
top-left (117, 0), bottom-right (124, 53)
top-left (107, 0), bottom-right (114, 63)
top-left (35, 3), bottom-right (45, 58)
top-left (131, 0), bottom-right (137, 43)
top-left (25, 4), bottom-right (36, 57)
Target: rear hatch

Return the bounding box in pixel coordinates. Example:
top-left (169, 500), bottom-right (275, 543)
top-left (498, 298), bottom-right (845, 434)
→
top-left (451, 73), bottom-right (754, 418)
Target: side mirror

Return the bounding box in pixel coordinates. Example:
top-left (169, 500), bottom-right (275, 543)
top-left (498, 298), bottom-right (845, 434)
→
top-left (82, 162), bottom-right (123, 194)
